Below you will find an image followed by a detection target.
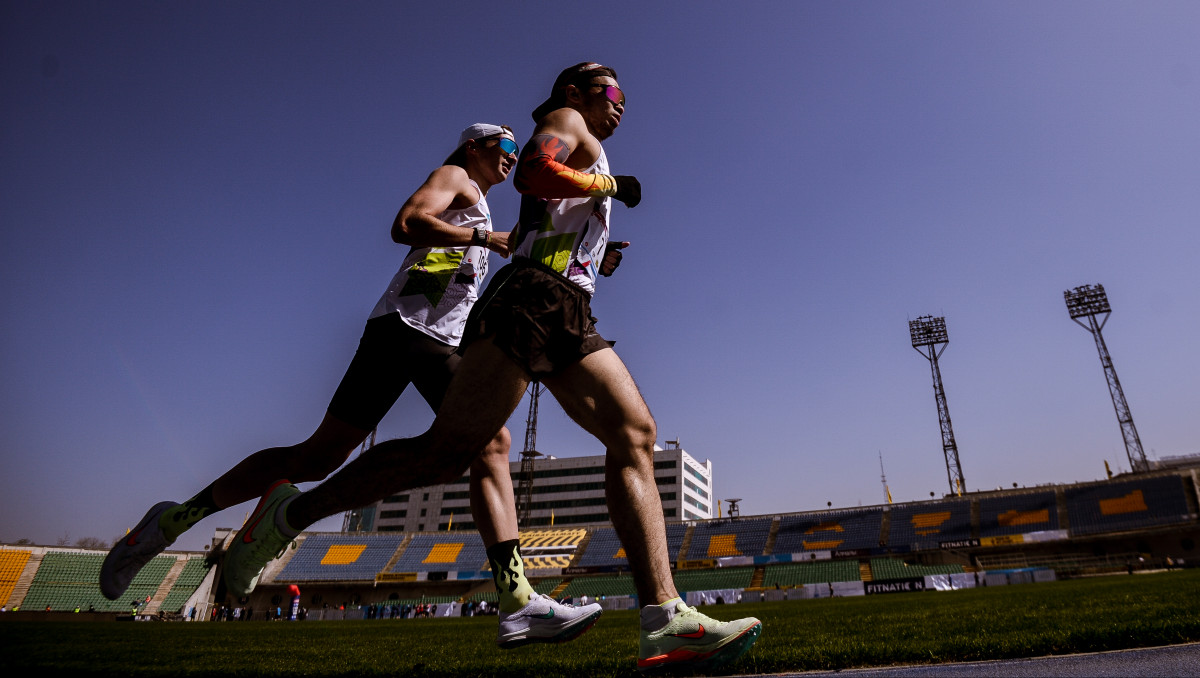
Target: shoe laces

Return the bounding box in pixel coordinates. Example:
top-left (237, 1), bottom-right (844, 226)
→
top-left (245, 522), bottom-right (294, 562)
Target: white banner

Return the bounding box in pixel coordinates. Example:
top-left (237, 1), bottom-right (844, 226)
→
top-left (831, 581), bottom-right (866, 597)
top-left (684, 589), bottom-right (743, 606)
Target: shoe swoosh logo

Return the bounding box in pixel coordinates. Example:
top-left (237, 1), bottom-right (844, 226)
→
top-left (533, 609), bottom-right (555, 619)
top-left (669, 624), bottom-right (705, 639)
top-left (242, 511), bottom-right (268, 544)
top-left (126, 528), bottom-right (143, 547)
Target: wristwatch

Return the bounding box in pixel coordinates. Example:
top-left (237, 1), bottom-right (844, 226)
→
top-left (471, 226), bottom-right (489, 248)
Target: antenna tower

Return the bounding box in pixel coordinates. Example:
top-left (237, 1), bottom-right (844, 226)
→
top-left (516, 382), bottom-right (544, 527)
top-left (1064, 284), bottom-right (1148, 473)
top-left (879, 451), bottom-right (892, 504)
top-left (341, 429), bottom-right (378, 532)
top-left (910, 315), bottom-right (965, 495)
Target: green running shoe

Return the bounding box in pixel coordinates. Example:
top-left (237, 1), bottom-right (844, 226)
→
top-left (222, 480), bottom-right (299, 597)
top-left (637, 600), bottom-right (762, 673)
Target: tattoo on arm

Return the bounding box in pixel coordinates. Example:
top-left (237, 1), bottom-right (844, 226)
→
top-left (513, 134), bottom-right (616, 199)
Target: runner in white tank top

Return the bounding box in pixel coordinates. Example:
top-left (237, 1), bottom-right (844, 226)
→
top-left (512, 148), bottom-right (612, 294)
top-left (370, 178), bottom-right (491, 345)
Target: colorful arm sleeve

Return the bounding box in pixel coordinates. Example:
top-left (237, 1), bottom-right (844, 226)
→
top-left (513, 134), bottom-right (617, 199)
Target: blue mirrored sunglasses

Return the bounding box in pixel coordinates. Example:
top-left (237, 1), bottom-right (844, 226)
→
top-left (484, 137), bottom-right (519, 156)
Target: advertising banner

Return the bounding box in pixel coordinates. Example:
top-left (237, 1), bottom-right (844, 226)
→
top-left (865, 578), bottom-right (926, 594)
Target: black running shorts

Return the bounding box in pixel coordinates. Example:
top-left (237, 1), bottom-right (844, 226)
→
top-left (326, 312), bottom-right (459, 431)
top-left (462, 258), bottom-right (611, 378)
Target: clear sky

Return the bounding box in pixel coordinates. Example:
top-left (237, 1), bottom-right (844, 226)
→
top-left (2, 1), bottom-right (1197, 552)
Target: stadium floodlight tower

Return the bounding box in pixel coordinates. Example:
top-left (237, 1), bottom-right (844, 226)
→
top-left (1064, 284), bottom-right (1148, 473)
top-left (516, 382), bottom-right (545, 528)
top-left (341, 430), bottom-right (377, 532)
top-left (909, 315), bottom-right (965, 496)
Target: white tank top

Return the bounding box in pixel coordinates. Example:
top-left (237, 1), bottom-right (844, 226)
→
top-left (369, 180), bottom-right (490, 346)
top-left (512, 147), bottom-right (611, 295)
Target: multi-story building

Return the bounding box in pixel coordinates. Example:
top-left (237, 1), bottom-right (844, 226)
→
top-left (343, 442), bottom-right (714, 533)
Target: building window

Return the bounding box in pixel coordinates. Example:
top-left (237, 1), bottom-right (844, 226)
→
top-left (663, 508), bottom-right (677, 517)
top-left (420, 508), bottom-right (427, 517)
top-left (379, 510), bottom-right (407, 519)
top-left (378, 525), bottom-right (405, 532)
top-left (684, 509), bottom-right (702, 521)
top-left (523, 512), bottom-right (610, 527)
top-left (659, 492), bottom-right (677, 501)
top-left (535, 481), bottom-right (606, 494)
top-left (423, 493), bottom-right (430, 500)
top-left (687, 467), bottom-right (707, 484)
top-left (684, 478), bottom-right (709, 500)
top-left (517, 497), bottom-right (609, 511)
top-left (654, 460), bottom-right (678, 470)
top-left (385, 494), bottom-right (409, 504)
top-left (684, 496), bottom-right (709, 514)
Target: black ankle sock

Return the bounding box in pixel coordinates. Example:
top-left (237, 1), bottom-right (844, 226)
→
top-left (160, 484), bottom-right (222, 540)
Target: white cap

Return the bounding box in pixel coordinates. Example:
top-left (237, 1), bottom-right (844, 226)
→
top-left (456, 123), bottom-right (509, 148)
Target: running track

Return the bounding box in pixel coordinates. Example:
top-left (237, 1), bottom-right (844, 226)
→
top-left (745, 642), bottom-right (1200, 677)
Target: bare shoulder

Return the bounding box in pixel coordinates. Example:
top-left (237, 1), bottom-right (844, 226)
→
top-left (536, 107), bottom-right (588, 138)
top-left (425, 164), bottom-right (471, 189)
top-left (404, 164), bottom-right (475, 213)
top-left (536, 109), bottom-right (599, 169)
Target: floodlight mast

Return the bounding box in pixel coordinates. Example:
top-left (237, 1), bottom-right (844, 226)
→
top-left (1064, 284), bottom-right (1148, 473)
top-left (516, 382), bottom-right (545, 527)
top-left (909, 316), bottom-right (965, 496)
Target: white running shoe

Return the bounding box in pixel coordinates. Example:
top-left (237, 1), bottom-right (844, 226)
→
top-left (496, 593), bottom-right (603, 649)
top-left (100, 501), bottom-right (178, 600)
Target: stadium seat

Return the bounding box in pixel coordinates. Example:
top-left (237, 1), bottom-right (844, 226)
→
top-left (575, 525), bottom-right (687, 567)
top-left (389, 533), bottom-right (487, 574)
top-left (518, 529), bottom-right (587, 569)
top-left (278, 534), bottom-right (407, 582)
top-left (869, 558), bottom-right (963, 580)
top-left (0, 549), bottom-right (32, 605)
top-left (159, 558), bottom-right (211, 613)
top-left (22, 551), bottom-right (173, 612)
top-left (762, 560), bottom-right (861, 587)
top-left (1065, 476), bottom-right (1192, 537)
top-left (685, 518), bottom-right (772, 559)
top-left (887, 500), bottom-right (972, 550)
top-left (979, 491), bottom-right (1060, 537)
top-left (773, 509), bottom-right (885, 553)
top-left (673, 567), bottom-right (754, 591)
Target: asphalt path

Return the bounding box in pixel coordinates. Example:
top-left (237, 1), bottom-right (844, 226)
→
top-left (747, 642), bottom-right (1200, 677)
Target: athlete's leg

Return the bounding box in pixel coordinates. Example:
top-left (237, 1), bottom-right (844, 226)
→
top-left (284, 337), bottom-right (531, 530)
top-left (541, 348), bottom-right (677, 605)
top-left (209, 413), bottom-right (369, 507)
top-left (162, 313), bottom-right (438, 544)
top-left (410, 352), bottom-right (519, 549)
top-left (470, 433), bottom-right (518, 546)
top-left (412, 356), bottom-right (530, 612)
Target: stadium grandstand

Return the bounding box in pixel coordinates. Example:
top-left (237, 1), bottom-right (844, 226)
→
top-left (4, 465), bottom-right (1197, 619)
top-left (887, 499), bottom-right (973, 551)
top-left (1, 545), bottom-right (211, 616)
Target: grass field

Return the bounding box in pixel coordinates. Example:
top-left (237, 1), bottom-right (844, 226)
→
top-left (4, 569), bottom-right (1200, 677)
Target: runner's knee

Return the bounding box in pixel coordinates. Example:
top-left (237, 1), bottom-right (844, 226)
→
top-left (481, 427), bottom-right (511, 460)
top-left (608, 414), bottom-right (657, 464)
top-left (287, 444), bottom-right (356, 482)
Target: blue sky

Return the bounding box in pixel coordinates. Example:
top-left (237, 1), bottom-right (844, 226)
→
top-left (2, 1), bottom-right (1197, 551)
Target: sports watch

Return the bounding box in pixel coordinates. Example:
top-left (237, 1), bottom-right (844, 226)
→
top-left (471, 226), bottom-right (488, 248)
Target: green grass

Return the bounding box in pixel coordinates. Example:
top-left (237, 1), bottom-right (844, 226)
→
top-left (4, 570), bottom-right (1200, 677)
